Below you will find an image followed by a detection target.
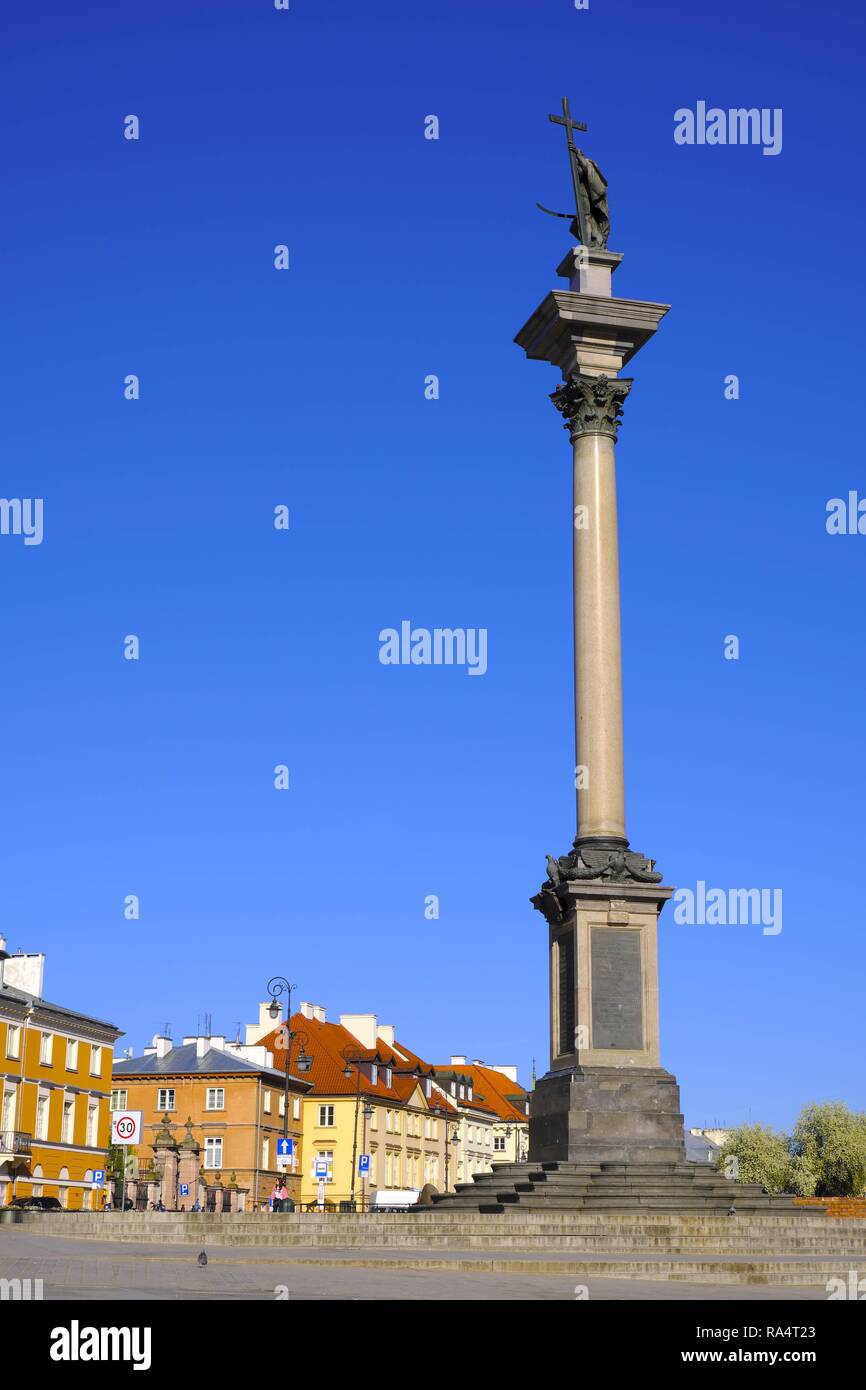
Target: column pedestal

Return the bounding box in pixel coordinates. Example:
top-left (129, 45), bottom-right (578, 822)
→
top-left (530, 877), bottom-right (685, 1164)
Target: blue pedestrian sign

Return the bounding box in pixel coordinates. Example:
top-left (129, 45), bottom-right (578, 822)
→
top-left (179, 1183), bottom-right (190, 1197)
top-left (92, 1169), bottom-right (105, 1187)
top-left (358, 1154), bottom-right (370, 1175)
top-left (277, 1138), bottom-right (294, 1158)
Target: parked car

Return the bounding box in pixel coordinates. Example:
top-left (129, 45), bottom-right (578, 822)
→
top-left (9, 1196), bottom-right (64, 1212)
top-left (369, 1189), bottom-right (419, 1213)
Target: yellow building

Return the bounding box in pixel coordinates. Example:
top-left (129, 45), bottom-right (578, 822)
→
top-left (0, 941), bottom-right (121, 1209)
top-left (252, 1002), bottom-right (458, 1209)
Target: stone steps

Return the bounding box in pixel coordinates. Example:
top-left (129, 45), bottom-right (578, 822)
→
top-left (435, 1158), bottom-right (803, 1214)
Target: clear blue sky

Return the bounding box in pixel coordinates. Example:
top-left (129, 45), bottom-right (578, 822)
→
top-left (2, 0), bottom-right (864, 1133)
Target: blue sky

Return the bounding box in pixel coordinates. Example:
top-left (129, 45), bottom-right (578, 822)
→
top-left (2, 0), bottom-right (864, 1132)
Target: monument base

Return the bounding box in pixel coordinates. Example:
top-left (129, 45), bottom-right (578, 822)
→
top-left (528, 1065), bottom-right (686, 1165)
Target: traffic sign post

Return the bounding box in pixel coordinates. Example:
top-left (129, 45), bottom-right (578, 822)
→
top-left (110, 1112), bottom-right (142, 1214)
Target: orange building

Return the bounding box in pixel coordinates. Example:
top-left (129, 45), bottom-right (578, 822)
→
top-left (1, 941), bottom-right (122, 1209)
top-left (112, 1026), bottom-right (312, 1209)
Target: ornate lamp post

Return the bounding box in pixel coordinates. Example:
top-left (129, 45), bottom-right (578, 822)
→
top-left (266, 978), bottom-right (312, 1192)
top-left (434, 1104), bottom-right (461, 1193)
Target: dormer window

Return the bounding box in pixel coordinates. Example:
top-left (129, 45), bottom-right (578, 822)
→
top-left (425, 1078), bottom-right (432, 1099)
top-left (459, 1084), bottom-right (465, 1099)
top-left (384, 1066), bottom-right (392, 1088)
top-left (468, 1085), bottom-right (473, 1100)
top-left (450, 1081), bottom-right (456, 1097)
top-left (370, 1063), bottom-right (378, 1085)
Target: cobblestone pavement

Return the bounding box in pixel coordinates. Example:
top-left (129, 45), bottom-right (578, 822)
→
top-left (0, 1230), bottom-right (828, 1301)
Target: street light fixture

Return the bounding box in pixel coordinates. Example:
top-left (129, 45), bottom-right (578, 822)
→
top-left (265, 977), bottom-right (312, 1197)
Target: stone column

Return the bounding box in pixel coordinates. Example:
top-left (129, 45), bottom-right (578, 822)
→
top-left (517, 246), bottom-right (685, 1167)
top-left (554, 374), bottom-right (632, 844)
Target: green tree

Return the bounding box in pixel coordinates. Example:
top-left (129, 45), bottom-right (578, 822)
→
top-left (716, 1124), bottom-right (794, 1193)
top-left (791, 1102), bottom-right (866, 1198)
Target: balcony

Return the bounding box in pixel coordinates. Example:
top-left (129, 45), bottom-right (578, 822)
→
top-left (0, 1130), bottom-right (32, 1159)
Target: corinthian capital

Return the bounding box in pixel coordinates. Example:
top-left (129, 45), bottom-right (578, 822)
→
top-left (550, 373), bottom-right (633, 441)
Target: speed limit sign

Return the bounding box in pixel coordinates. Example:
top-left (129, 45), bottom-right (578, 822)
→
top-left (111, 1111), bottom-right (143, 1145)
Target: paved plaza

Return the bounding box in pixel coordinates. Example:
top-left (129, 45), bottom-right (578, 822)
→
top-left (0, 1228), bottom-right (831, 1301)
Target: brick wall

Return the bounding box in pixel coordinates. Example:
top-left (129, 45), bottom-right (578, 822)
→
top-left (794, 1196), bottom-right (866, 1218)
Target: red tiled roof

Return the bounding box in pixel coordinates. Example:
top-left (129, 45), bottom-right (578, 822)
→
top-left (257, 1014), bottom-right (438, 1107)
top-left (431, 1063), bottom-right (529, 1124)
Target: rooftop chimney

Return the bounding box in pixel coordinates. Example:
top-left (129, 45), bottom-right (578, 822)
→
top-left (2, 951), bottom-right (45, 999)
top-left (196, 1036), bottom-right (209, 1059)
top-left (300, 1001), bottom-right (327, 1023)
top-left (450, 1055), bottom-right (467, 1067)
top-left (340, 1014), bottom-right (377, 1049)
top-left (378, 1024), bottom-right (395, 1048)
top-left (153, 1036), bottom-right (172, 1059)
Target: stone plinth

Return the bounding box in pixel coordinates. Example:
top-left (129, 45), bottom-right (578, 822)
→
top-left (529, 1066), bottom-right (685, 1165)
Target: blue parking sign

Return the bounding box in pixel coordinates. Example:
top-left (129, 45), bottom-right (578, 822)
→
top-left (179, 1183), bottom-right (189, 1197)
top-left (358, 1154), bottom-right (370, 1175)
top-left (92, 1169), bottom-right (105, 1187)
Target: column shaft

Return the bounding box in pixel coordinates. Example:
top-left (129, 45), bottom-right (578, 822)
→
top-left (572, 430), bottom-right (626, 841)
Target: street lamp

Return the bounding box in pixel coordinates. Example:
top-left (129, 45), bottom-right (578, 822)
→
top-left (361, 1101), bottom-right (374, 1212)
top-left (265, 978), bottom-right (312, 1193)
top-left (434, 1104), bottom-right (461, 1193)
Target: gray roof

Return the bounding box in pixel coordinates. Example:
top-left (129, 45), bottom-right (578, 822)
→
top-left (686, 1133), bottom-right (723, 1165)
top-left (113, 1042), bottom-right (305, 1086)
top-left (0, 981), bottom-right (120, 1036)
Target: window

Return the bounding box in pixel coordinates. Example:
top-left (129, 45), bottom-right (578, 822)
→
top-left (66, 1039), bottom-right (79, 1071)
top-left (62, 1098), bottom-right (75, 1144)
top-left (262, 1136), bottom-right (269, 1169)
top-left (40, 1033), bottom-right (53, 1065)
top-left (494, 1135), bottom-right (506, 1152)
top-left (87, 1102), bottom-right (99, 1147)
top-left (6, 1025), bottom-right (21, 1059)
top-left (369, 1150), bottom-right (377, 1184)
top-left (278, 1092), bottom-right (285, 1117)
top-left (383, 1067), bottom-right (392, 1088)
top-left (263, 1090), bottom-right (271, 1114)
top-left (90, 1045), bottom-right (101, 1076)
top-left (292, 1097), bottom-right (300, 1121)
top-left (370, 1108), bottom-right (378, 1131)
top-left (318, 1104), bottom-right (334, 1127)
top-left (36, 1093), bottom-right (50, 1140)
top-left (450, 1081), bottom-right (456, 1097)
top-left (425, 1078), bottom-right (432, 1099)
top-left (204, 1137), bottom-right (223, 1169)
top-left (392, 1111), bottom-right (401, 1134)
top-left (157, 1089), bottom-right (175, 1111)
top-left (2, 1090), bottom-right (15, 1133)
top-left (206, 1088), bottom-right (225, 1111)
top-left (110, 1089), bottom-right (127, 1111)
top-left (430, 1118), bottom-right (439, 1140)
top-left (370, 1063), bottom-right (378, 1085)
